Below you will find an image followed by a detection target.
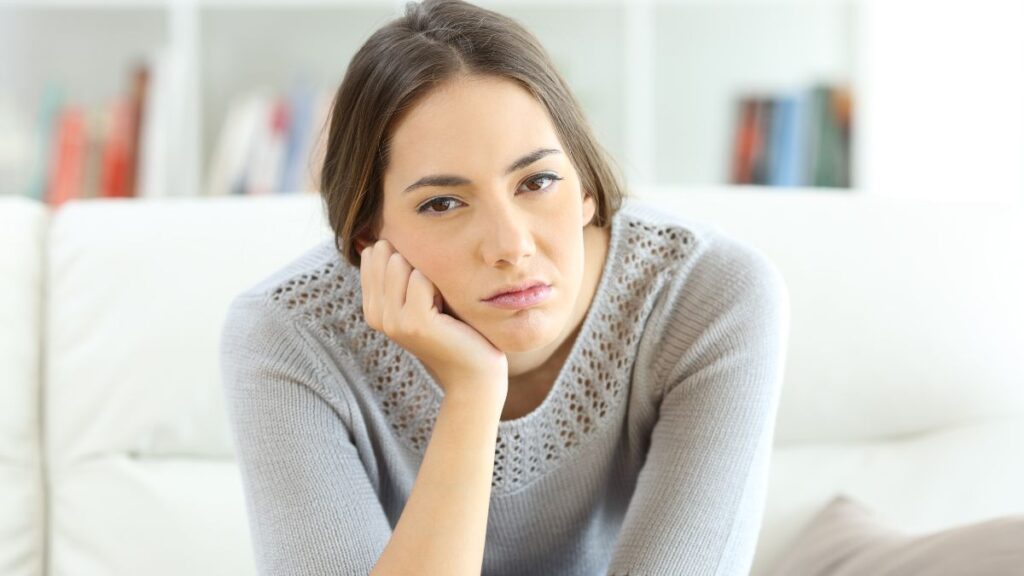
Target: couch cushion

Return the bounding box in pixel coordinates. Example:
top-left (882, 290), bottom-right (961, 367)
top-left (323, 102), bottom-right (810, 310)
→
top-left (765, 492), bottom-right (1024, 576)
top-left (0, 196), bottom-right (48, 576)
top-left (636, 187), bottom-right (1024, 445)
top-left (44, 194), bottom-right (330, 576)
top-left (750, 417), bottom-right (1024, 575)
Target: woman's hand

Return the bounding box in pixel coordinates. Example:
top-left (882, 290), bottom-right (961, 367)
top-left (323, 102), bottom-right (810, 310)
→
top-left (358, 239), bottom-right (508, 403)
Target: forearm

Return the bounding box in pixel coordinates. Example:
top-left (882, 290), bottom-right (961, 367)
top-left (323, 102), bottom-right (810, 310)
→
top-left (371, 383), bottom-right (504, 576)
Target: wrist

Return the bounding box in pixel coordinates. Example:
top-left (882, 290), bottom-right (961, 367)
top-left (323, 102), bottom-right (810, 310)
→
top-left (441, 374), bottom-right (508, 414)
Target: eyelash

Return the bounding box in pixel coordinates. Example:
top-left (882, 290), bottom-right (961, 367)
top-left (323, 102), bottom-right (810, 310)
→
top-left (415, 173), bottom-right (564, 215)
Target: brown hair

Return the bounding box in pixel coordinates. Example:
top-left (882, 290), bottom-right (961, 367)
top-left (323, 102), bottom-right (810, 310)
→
top-left (317, 0), bottom-right (628, 267)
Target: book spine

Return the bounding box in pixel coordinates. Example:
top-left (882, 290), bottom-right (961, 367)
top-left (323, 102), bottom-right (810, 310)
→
top-left (101, 99), bottom-right (130, 198)
top-left (730, 97), bottom-right (759, 184)
top-left (751, 97), bottom-right (771, 185)
top-left (124, 63), bottom-right (149, 198)
top-left (28, 85), bottom-right (64, 202)
top-left (47, 105), bottom-right (85, 207)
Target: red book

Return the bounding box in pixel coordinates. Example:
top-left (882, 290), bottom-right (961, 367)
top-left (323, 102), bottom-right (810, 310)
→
top-left (731, 98), bottom-right (761, 184)
top-left (47, 105), bottom-right (86, 208)
top-left (101, 99), bottom-right (130, 198)
top-left (124, 64), bottom-right (149, 198)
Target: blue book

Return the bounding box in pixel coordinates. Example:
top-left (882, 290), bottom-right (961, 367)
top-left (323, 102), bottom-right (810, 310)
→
top-left (279, 80), bottom-right (314, 194)
top-left (27, 83), bottom-right (65, 201)
top-left (769, 91), bottom-right (806, 187)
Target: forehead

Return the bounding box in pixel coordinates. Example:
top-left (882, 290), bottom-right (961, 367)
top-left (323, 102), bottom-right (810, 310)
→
top-left (385, 76), bottom-right (562, 184)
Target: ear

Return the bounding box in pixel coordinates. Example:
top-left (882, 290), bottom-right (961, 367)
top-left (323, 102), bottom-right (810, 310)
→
top-left (582, 191), bottom-right (597, 227)
top-left (353, 232), bottom-right (376, 254)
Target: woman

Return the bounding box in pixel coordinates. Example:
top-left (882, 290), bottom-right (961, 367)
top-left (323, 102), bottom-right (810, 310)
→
top-left (220, 1), bottom-right (790, 575)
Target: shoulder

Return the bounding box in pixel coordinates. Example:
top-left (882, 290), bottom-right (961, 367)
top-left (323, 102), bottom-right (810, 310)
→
top-left (223, 237), bottom-right (365, 330)
top-left (621, 197), bottom-right (790, 382)
top-left (227, 237), bottom-right (351, 308)
top-left (219, 239), bottom-right (365, 411)
top-left (619, 196), bottom-right (787, 309)
top-left (220, 238), bottom-right (363, 358)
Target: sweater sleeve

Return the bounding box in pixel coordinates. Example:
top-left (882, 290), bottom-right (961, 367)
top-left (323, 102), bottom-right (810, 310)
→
top-left (219, 293), bottom-right (392, 575)
top-left (605, 237), bottom-right (791, 576)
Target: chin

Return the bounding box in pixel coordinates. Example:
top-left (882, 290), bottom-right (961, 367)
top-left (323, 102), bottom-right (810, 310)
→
top-left (481, 308), bottom-right (567, 353)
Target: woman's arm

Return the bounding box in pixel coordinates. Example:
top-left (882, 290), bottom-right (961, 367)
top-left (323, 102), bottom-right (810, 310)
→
top-left (222, 293), bottom-right (505, 576)
top-left (355, 239), bottom-right (509, 574)
top-left (372, 383), bottom-right (504, 576)
top-left (221, 294), bottom-right (393, 574)
top-left (606, 238), bottom-right (791, 575)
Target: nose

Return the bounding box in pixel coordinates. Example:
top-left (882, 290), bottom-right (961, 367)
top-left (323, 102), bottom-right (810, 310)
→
top-left (479, 197), bottom-right (535, 267)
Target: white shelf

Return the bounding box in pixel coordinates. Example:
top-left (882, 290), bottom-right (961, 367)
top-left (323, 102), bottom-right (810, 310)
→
top-left (653, 0), bottom-right (856, 185)
top-left (5, 0), bottom-right (1023, 201)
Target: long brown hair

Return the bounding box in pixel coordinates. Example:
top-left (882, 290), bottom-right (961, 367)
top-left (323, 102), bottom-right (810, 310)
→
top-left (318, 0), bottom-right (628, 267)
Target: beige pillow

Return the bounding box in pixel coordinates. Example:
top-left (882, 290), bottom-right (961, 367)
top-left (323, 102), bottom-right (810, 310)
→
top-left (767, 494), bottom-right (1024, 576)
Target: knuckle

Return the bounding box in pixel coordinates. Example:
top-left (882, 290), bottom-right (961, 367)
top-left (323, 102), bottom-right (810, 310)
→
top-left (381, 312), bottom-right (397, 335)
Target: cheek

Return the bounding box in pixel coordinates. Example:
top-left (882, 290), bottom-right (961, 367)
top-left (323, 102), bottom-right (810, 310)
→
top-left (545, 195), bottom-right (587, 263)
top-left (402, 244), bottom-right (461, 298)
top-left (380, 223), bottom-right (454, 291)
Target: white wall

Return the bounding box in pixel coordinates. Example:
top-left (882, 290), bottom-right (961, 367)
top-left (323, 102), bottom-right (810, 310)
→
top-left (857, 0), bottom-right (1024, 201)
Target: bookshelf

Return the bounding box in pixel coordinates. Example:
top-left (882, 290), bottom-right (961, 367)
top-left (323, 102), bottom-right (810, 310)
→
top-left (3, 0), bottom-right (1022, 204)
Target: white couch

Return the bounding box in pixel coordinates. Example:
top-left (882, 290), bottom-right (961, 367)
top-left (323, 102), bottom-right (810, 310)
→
top-left (2, 186), bottom-right (1022, 576)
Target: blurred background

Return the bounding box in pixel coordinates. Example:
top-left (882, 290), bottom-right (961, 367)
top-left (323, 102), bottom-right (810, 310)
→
top-left (2, 0), bottom-right (1022, 205)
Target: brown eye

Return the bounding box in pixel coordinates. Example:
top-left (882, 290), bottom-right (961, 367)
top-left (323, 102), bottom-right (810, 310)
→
top-left (520, 173), bottom-right (563, 193)
top-left (417, 197), bottom-right (463, 214)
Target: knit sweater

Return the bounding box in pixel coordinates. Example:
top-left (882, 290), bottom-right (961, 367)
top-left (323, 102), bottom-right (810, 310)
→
top-left (219, 196), bottom-right (790, 576)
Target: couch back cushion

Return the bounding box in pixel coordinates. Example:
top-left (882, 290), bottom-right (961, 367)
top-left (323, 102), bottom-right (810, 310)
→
top-left (637, 187), bottom-right (1024, 444)
top-left (44, 195), bottom-right (330, 576)
top-left (0, 197), bottom-right (48, 576)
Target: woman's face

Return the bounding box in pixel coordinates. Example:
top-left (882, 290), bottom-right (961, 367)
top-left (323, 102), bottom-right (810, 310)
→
top-left (375, 75), bottom-right (596, 353)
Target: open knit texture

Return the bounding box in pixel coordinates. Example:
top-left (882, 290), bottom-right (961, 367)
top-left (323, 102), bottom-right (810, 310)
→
top-left (220, 196), bottom-right (790, 576)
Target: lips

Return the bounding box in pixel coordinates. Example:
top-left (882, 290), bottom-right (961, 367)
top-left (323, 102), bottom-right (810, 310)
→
top-left (482, 283), bottom-right (552, 310)
top-left (483, 279), bottom-right (549, 301)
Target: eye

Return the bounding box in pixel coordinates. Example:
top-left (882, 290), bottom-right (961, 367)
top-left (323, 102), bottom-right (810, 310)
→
top-left (415, 172), bottom-right (564, 215)
top-left (417, 196), bottom-right (464, 215)
top-left (520, 172), bottom-right (564, 193)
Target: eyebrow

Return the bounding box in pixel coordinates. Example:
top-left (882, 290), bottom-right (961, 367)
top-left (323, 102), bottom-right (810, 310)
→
top-left (402, 147), bottom-right (562, 195)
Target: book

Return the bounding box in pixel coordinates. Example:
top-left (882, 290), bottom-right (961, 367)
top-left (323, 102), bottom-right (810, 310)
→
top-left (47, 105), bottom-right (85, 207)
top-left (731, 97), bottom-right (760, 184)
top-left (751, 96), bottom-right (772, 185)
top-left (833, 85), bottom-right (853, 187)
top-left (768, 91), bottom-right (807, 187)
top-left (137, 47), bottom-right (179, 198)
top-left (123, 63), bottom-right (148, 198)
top-left (731, 83), bottom-right (853, 189)
top-left (27, 84), bottom-right (65, 202)
top-left (303, 91), bottom-right (333, 193)
top-left (279, 81), bottom-right (314, 194)
top-left (239, 93), bottom-right (279, 196)
top-left (206, 92), bottom-right (264, 196)
top-left (80, 106), bottom-right (108, 199)
top-left (101, 98), bottom-right (132, 198)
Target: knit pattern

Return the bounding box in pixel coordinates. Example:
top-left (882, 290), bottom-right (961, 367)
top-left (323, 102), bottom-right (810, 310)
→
top-left (266, 210), bottom-right (695, 494)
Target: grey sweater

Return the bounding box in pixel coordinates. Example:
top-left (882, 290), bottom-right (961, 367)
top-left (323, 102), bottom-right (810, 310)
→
top-left (220, 197), bottom-right (790, 576)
